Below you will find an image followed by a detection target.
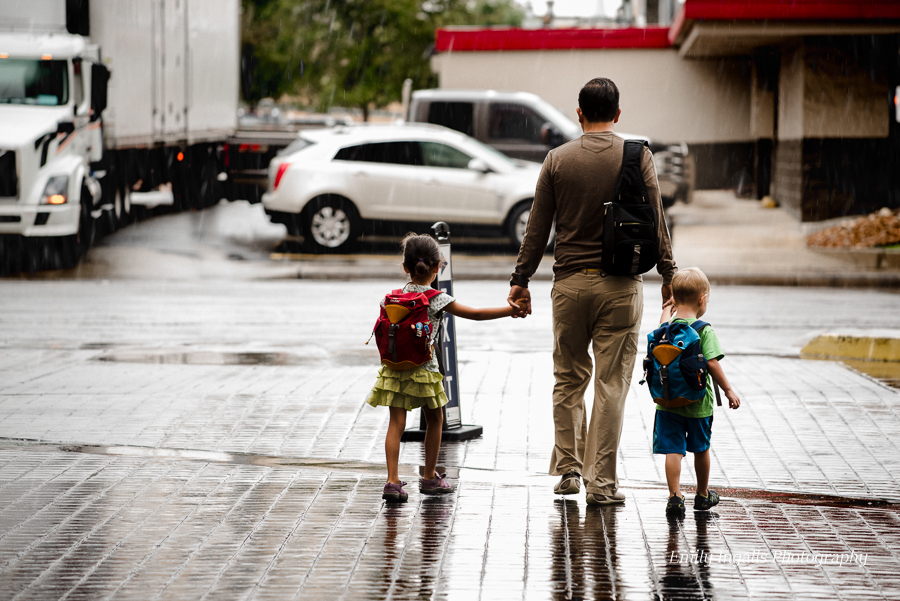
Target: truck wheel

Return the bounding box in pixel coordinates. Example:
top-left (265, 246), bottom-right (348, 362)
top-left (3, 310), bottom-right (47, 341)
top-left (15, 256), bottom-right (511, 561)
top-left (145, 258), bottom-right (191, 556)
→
top-left (507, 201), bottom-right (555, 252)
top-left (302, 195), bottom-right (360, 254)
top-left (56, 235), bottom-right (81, 270)
top-left (78, 184), bottom-right (96, 252)
top-left (195, 150), bottom-right (220, 209)
top-left (114, 185), bottom-right (132, 228)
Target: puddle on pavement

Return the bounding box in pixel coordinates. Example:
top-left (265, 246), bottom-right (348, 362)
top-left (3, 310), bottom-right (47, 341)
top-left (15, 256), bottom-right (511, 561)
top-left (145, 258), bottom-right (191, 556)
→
top-left (94, 349), bottom-right (378, 367)
top-left (1, 438), bottom-right (897, 509)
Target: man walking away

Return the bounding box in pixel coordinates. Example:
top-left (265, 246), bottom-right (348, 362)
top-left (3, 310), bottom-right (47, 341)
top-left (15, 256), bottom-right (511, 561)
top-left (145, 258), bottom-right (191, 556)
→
top-left (508, 78), bottom-right (676, 505)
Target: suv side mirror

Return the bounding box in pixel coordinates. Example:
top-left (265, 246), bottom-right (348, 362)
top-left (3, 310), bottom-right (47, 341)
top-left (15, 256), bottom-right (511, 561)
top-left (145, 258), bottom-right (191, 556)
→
top-left (541, 122), bottom-right (564, 148)
top-left (90, 63), bottom-right (110, 119)
top-left (467, 158), bottom-right (492, 173)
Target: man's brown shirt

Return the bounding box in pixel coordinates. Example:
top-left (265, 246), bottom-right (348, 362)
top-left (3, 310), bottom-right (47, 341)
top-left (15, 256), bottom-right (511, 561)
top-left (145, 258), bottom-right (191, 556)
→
top-left (511, 131), bottom-right (676, 287)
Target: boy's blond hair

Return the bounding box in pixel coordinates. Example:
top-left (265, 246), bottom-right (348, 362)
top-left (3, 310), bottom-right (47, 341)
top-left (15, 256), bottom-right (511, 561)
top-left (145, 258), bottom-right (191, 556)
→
top-left (672, 267), bottom-right (710, 306)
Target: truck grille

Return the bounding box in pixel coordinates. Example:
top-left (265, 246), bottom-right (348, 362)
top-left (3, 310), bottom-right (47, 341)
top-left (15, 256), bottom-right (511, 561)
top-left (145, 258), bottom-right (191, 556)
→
top-left (0, 150), bottom-right (17, 198)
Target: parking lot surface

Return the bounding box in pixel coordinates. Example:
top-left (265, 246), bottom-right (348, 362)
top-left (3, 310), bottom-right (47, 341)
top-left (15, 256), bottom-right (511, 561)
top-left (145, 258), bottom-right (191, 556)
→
top-left (1, 279), bottom-right (899, 599)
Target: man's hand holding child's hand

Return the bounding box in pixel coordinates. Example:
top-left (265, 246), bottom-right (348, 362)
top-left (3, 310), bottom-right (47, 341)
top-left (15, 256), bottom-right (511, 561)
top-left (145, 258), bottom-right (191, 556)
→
top-left (660, 299), bottom-right (675, 323)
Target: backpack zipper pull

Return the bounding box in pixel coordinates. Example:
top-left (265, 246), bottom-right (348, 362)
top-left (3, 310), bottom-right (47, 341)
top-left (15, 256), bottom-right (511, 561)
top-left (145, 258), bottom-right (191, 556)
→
top-left (365, 330), bottom-right (375, 345)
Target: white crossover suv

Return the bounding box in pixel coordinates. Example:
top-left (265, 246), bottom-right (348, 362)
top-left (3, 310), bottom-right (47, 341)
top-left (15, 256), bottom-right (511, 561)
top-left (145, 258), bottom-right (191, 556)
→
top-left (261, 123), bottom-right (543, 253)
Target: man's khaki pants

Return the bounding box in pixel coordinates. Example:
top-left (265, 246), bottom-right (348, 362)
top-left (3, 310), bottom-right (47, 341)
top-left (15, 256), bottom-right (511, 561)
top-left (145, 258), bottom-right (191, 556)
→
top-left (549, 270), bottom-right (643, 495)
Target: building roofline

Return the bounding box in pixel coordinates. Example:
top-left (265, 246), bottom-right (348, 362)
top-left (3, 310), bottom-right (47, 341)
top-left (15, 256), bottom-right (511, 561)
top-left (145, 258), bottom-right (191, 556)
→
top-left (436, 1), bottom-right (900, 55)
top-left (679, 0), bottom-right (900, 22)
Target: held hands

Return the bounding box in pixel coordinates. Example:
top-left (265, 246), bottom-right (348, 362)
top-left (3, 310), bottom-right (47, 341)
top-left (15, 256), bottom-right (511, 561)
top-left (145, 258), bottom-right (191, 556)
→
top-left (660, 298), bottom-right (675, 323)
top-left (661, 283), bottom-right (673, 308)
top-left (508, 285), bottom-right (531, 318)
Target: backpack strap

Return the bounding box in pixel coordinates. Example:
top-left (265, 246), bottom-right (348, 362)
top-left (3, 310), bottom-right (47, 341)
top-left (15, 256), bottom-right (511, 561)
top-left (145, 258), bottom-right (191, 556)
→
top-left (612, 139), bottom-right (650, 204)
top-left (690, 320), bottom-right (710, 332)
top-left (689, 320), bottom-right (722, 406)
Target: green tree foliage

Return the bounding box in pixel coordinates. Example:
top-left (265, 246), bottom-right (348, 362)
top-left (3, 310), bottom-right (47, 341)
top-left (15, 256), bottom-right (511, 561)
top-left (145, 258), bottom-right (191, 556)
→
top-left (241, 0), bottom-right (523, 118)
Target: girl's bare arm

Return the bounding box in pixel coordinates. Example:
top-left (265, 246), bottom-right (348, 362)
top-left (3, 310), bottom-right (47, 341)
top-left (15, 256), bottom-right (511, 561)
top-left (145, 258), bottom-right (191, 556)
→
top-left (444, 301), bottom-right (517, 321)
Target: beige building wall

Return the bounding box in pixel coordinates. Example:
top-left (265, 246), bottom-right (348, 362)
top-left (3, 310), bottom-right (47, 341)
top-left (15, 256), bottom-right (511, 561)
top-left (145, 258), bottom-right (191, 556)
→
top-left (431, 49), bottom-right (753, 145)
top-left (778, 44), bottom-right (889, 141)
top-left (750, 63), bottom-right (775, 139)
top-left (778, 47), bottom-right (805, 140)
top-left (803, 46), bottom-right (889, 139)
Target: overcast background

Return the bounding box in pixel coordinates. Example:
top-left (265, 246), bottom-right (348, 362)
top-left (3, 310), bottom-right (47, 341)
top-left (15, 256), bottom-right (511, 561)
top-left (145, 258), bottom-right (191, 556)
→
top-left (516, 0), bottom-right (622, 19)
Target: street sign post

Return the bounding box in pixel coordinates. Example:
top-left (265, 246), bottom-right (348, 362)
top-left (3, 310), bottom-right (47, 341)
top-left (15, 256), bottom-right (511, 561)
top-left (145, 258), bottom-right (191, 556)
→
top-left (401, 222), bottom-right (483, 442)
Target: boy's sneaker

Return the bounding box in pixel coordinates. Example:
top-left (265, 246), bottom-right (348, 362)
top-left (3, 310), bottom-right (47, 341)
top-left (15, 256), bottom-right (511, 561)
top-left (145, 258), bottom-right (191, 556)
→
top-left (382, 481), bottom-right (408, 503)
top-left (665, 494), bottom-right (686, 518)
top-left (553, 471), bottom-right (582, 495)
top-left (586, 490), bottom-right (626, 506)
top-left (420, 473), bottom-right (454, 495)
top-left (694, 490), bottom-right (720, 511)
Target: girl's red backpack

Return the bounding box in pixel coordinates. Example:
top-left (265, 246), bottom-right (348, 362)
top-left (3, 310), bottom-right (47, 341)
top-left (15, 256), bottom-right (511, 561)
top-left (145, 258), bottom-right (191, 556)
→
top-left (371, 288), bottom-right (442, 370)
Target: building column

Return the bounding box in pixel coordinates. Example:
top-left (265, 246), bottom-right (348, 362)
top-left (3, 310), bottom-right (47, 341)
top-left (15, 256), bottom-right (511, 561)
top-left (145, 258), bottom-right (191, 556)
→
top-left (772, 38), bottom-right (897, 221)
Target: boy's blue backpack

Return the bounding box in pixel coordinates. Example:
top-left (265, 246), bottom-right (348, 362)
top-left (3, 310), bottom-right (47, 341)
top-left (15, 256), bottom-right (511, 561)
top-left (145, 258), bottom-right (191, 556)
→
top-left (640, 320), bottom-right (717, 408)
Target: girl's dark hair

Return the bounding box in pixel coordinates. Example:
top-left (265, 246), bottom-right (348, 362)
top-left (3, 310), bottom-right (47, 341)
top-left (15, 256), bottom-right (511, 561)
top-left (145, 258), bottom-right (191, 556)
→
top-left (401, 233), bottom-right (442, 279)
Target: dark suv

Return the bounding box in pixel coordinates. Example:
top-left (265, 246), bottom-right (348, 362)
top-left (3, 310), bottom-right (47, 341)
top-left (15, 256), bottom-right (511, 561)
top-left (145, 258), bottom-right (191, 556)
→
top-left (408, 89), bottom-right (691, 207)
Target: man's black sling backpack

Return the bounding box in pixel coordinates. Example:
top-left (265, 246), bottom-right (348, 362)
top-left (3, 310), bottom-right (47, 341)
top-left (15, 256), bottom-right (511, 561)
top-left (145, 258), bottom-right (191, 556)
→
top-left (600, 139), bottom-right (660, 276)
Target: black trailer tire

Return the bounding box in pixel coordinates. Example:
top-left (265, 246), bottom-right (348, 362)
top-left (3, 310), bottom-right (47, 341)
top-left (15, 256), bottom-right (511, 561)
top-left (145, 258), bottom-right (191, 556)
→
top-left (195, 147), bottom-right (220, 209)
top-left (114, 185), bottom-right (132, 228)
top-left (302, 195), bottom-right (360, 254)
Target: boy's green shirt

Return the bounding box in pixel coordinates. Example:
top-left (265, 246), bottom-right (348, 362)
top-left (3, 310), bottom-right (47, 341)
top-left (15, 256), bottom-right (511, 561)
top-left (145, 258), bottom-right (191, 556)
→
top-left (655, 317), bottom-right (724, 418)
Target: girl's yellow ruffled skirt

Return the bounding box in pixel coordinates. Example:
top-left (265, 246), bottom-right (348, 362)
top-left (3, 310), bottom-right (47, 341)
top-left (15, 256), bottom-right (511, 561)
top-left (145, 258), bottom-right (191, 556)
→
top-left (366, 365), bottom-right (449, 411)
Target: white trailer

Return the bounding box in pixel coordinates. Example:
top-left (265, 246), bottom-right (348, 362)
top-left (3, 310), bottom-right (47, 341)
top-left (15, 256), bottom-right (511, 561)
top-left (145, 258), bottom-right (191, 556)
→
top-left (0, 0), bottom-right (239, 269)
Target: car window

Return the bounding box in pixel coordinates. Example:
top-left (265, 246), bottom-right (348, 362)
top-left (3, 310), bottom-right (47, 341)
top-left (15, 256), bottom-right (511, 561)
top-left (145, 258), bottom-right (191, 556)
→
top-left (279, 137), bottom-right (314, 156)
top-left (489, 103), bottom-right (544, 144)
top-left (427, 102), bottom-right (474, 136)
top-left (419, 142), bottom-right (472, 169)
top-left (333, 142), bottom-right (423, 166)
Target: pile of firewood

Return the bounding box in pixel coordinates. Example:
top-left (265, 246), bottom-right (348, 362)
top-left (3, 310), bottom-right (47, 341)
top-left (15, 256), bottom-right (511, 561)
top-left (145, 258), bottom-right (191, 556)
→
top-left (807, 208), bottom-right (900, 248)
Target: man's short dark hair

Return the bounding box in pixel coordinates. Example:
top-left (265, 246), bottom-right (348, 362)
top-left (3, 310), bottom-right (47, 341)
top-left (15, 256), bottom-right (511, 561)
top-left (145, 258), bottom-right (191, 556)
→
top-left (578, 78), bottom-right (620, 123)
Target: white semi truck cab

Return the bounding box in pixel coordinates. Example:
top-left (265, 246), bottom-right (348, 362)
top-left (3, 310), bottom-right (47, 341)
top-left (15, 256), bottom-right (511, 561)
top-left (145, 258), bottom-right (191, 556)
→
top-left (0, 0), bottom-right (239, 270)
top-left (0, 30), bottom-right (108, 254)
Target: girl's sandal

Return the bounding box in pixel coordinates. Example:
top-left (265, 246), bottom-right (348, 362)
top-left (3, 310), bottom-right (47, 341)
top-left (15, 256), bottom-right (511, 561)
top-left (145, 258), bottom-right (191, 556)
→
top-left (382, 481), bottom-right (408, 503)
top-left (420, 473), bottom-right (454, 495)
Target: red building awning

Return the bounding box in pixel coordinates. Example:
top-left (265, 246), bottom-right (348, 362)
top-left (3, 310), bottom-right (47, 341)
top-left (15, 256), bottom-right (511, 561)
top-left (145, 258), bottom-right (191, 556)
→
top-left (434, 27), bottom-right (670, 53)
top-left (435, 0), bottom-right (900, 55)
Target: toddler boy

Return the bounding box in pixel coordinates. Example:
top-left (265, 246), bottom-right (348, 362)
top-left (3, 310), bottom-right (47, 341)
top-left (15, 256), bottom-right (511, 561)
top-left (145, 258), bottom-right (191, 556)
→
top-left (653, 267), bottom-right (740, 518)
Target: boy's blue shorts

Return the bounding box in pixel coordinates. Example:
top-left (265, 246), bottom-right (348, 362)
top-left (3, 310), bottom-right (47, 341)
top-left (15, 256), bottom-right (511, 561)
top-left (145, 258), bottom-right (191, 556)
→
top-left (652, 410), bottom-right (713, 455)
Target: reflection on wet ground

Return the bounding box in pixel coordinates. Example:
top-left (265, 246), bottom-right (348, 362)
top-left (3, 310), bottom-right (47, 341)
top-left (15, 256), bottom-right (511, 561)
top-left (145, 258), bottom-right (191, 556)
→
top-left (94, 349), bottom-right (378, 367)
top-left (3, 437), bottom-right (896, 509)
top-left (2, 433), bottom-right (900, 599)
top-left (841, 358), bottom-right (900, 389)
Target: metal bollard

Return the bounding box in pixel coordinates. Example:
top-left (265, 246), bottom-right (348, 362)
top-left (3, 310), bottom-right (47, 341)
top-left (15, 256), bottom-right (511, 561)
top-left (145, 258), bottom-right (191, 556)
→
top-left (400, 222), bottom-right (483, 442)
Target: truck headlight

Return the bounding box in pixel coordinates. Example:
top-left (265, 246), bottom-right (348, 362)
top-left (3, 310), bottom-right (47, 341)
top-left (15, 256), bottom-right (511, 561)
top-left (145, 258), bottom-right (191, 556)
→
top-left (41, 175), bottom-right (68, 205)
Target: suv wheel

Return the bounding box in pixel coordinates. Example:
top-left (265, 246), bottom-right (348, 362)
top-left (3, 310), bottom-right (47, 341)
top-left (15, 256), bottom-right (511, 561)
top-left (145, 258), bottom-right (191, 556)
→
top-left (303, 195), bottom-right (360, 253)
top-left (507, 201), bottom-right (555, 252)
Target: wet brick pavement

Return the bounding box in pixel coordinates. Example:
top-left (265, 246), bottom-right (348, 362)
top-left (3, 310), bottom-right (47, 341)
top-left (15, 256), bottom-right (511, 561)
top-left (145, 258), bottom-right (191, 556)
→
top-left (1, 280), bottom-right (899, 599)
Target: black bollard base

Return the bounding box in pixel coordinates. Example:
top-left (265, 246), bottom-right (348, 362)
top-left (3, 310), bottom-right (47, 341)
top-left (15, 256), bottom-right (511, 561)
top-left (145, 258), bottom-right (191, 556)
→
top-left (400, 424), bottom-right (483, 442)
